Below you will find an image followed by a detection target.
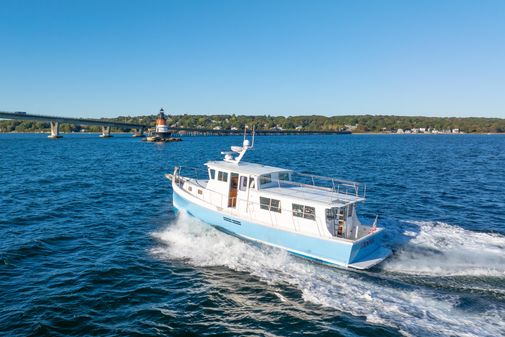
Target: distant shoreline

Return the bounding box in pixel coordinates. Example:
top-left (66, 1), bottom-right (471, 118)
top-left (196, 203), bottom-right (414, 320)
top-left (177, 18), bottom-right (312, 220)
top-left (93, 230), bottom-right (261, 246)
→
top-left (2, 114), bottom-right (504, 134)
top-left (1, 131), bottom-right (503, 135)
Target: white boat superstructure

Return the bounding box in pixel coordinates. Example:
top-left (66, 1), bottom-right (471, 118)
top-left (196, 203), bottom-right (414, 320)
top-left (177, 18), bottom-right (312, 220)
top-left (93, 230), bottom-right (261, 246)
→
top-left (167, 134), bottom-right (391, 269)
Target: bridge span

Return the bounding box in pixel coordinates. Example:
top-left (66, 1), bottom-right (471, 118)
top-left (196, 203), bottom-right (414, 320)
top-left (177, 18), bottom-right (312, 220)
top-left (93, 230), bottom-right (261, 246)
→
top-left (0, 111), bottom-right (147, 138)
top-left (1, 110), bottom-right (352, 138)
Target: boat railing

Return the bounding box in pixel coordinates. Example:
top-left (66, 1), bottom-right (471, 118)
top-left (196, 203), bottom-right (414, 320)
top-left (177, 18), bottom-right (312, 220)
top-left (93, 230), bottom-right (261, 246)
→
top-left (266, 172), bottom-right (366, 201)
top-left (173, 166), bottom-right (209, 188)
top-left (174, 166), bottom-right (366, 200)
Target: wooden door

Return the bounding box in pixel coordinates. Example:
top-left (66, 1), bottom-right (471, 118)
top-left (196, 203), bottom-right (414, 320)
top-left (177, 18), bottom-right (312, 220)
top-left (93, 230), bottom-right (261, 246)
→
top-left (228, 173), bottom-right (239, 207)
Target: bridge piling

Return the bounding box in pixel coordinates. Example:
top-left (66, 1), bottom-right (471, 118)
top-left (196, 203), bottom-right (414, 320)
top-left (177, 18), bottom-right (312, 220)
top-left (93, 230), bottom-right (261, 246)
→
top-left (48, 121), bottom-right (62, 138)
top-left (132, 127), bottom-right (145, 137)
top-left (100, 126), bottom-right (112, 138)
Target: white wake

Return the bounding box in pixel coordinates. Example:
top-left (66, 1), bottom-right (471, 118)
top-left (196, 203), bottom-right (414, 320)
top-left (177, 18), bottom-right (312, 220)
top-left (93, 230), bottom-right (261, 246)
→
top-left (151, 213), bottom-right (505, 337)
top-left (383, 221), bottom-right (505, 277)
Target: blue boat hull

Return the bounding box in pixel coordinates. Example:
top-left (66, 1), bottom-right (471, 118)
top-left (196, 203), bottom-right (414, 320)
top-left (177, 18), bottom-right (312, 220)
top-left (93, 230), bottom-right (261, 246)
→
top-left (173, 189), bottom-right (390, 269)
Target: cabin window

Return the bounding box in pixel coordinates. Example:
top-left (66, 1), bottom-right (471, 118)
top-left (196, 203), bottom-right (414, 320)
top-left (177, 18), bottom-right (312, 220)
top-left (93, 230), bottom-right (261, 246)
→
top-left (304, 206), bottom-right (315, 220)
top-left (209, 169), bottom-right (216, 180)
top-left (279, 172), bottom-right (290, 181)
top-left (188, 186), bottom-right (192, 192)
top-left (293, 204), bottom-right (304, 217)
top-left (217, 171), bottom-right (228, 182)
top-left (259, 174), bottom-right (272, 186)
top-left (239, 176), bottom-right (248, 191)
top-left (260, 197), bottom-right (269, 210)
top-left (260, 197), bottom-right (281, 213)
top-left (292, 203), bottom-right (316, 220)
top-left (249, 178), bottom-right (256, 189)
top-left (270, 199), bottom-right (281, 212)
top-left (348, 204), bottom-right (353, 217)
top-left (198, 189), bottom-right (203, 195)
top-left (326, 208), bottom-right (338, 220)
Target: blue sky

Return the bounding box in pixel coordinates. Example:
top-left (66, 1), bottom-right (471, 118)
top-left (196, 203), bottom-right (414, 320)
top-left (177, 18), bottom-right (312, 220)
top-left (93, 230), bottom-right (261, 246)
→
top-left (1, 0), bottom-right (504, 118)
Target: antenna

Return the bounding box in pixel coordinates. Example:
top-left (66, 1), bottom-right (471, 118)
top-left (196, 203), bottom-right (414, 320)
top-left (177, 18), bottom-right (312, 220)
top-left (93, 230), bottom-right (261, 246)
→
top-left (223, 125), bottom-right (256, 164)
top-left (251, 125), bottom-right (255, 148)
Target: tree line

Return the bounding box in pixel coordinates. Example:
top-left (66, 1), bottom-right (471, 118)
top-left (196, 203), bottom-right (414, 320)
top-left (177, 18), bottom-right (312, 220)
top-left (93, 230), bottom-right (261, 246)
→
top-left (1, 114), bottom-right (504, 133)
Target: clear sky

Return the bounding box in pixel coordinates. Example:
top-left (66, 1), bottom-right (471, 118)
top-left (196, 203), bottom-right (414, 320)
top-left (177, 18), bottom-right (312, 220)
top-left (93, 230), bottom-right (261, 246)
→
top-left (1, 0), bottom-right (504, 118)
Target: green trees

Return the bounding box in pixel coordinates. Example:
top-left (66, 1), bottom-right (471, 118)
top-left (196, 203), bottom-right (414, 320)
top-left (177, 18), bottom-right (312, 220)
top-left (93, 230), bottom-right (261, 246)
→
top-left (1, 114), bottom-right (504, 133)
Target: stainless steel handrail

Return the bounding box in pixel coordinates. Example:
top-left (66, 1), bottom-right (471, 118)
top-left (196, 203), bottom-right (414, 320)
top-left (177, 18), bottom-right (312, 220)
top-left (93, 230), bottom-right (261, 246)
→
top-left (295, 172), bottom-right (360, 186)
top-left (175, 165), bottom-right (366, 199)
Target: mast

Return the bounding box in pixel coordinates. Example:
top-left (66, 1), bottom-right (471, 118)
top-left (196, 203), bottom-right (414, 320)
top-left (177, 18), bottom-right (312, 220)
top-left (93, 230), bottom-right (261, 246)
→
top-left (222, 126), bottom-right (255, 164)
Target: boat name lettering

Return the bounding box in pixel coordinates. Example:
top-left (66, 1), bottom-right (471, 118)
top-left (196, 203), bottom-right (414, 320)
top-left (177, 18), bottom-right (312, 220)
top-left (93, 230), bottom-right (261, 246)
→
top-left (223, 217), bottom-right (241, 225)
top-left (360, 238), bottom-right (374, 248)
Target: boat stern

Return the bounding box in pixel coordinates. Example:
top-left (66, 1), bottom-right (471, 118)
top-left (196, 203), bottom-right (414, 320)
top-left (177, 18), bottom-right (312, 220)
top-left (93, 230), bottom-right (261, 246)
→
top-left (347, 229), bottom-right (391, 269)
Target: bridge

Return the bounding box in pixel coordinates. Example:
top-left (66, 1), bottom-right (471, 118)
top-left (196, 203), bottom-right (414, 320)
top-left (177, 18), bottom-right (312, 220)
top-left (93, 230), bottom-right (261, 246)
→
top-left (0, 111), bottom-right (147, 138)
top-left (0, 110), bottom-right (352, 138)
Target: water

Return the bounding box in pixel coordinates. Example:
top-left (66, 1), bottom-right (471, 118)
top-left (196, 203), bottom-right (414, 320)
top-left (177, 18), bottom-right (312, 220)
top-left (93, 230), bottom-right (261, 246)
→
top-left (1, 133), bottom-right (504, 337)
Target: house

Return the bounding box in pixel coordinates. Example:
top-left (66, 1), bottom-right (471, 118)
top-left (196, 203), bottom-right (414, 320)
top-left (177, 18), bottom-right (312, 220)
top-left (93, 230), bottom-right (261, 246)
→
top-left (344, 124), bottom-right (358, 131)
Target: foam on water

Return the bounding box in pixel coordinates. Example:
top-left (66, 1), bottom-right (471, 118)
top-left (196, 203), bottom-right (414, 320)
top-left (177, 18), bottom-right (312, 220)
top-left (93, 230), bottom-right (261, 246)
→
top-left (384, 221), bottom-right (505, 277)
top-left (152, 213), bottom-right (505, 337)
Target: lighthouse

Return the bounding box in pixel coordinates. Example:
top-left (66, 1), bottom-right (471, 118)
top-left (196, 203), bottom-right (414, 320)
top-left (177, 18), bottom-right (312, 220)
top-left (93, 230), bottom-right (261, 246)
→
top-left (144, 108), bottom-right (181, 142)
top-left (155, 108), bottom-right (169, 133)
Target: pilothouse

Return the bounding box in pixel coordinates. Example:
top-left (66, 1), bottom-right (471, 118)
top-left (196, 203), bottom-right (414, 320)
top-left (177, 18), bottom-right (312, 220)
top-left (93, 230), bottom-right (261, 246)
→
top-left (166, 131), bottom-right (391, 269)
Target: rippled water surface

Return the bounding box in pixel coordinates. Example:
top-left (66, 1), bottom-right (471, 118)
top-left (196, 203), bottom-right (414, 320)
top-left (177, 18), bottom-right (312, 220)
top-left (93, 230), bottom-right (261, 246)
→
top-left (1, 133), bottom-right (504, 336)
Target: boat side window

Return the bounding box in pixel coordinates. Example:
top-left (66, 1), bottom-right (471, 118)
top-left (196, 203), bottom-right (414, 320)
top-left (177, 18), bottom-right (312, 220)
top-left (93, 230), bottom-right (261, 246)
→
top-left (217, 171), bottom-right (228, 182)
top-left (260, 197), bottom-right (270, 210)
top-left (249, 178), bottom-right (256, 189)
top-left (260, 197), bottom-right (281, 213)
top-left (292, 204), bottom-right (304, 217)
top-left (292, 203), bottom-right (316, 220)
top-left (270, 199), bottom-right (281, 213)
top-left (259, 174), bottom-right (271, 187)
top-left (326, 208), bottom-right (337, 220)
top-left (239, 176), bottom-right (248, 191)
top-left (304, 206), bottom-right (315, 220)
top-left (278, 172), bottom-right (290, 181)
top-left (209, 169), bottom-right (216, 180)
top-left (348, 204), bottom-right (353, 217)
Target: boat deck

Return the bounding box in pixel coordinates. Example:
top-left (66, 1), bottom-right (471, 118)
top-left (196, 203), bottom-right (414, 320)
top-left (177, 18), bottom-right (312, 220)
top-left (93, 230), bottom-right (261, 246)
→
top-left (262, 185), bottom-right (364, 207)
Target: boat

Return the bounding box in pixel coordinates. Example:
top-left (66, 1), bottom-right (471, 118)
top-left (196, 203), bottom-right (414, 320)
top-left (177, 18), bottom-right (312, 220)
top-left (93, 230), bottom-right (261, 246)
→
top-left (165, 132), bottom-right (391, 269)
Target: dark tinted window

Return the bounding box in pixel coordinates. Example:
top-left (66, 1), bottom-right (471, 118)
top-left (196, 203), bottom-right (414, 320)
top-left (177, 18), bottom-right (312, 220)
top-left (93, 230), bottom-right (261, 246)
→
top-left (260, 197), bottom-right (281, 213)
top-left (218, 171), bottom-right (228, 182)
